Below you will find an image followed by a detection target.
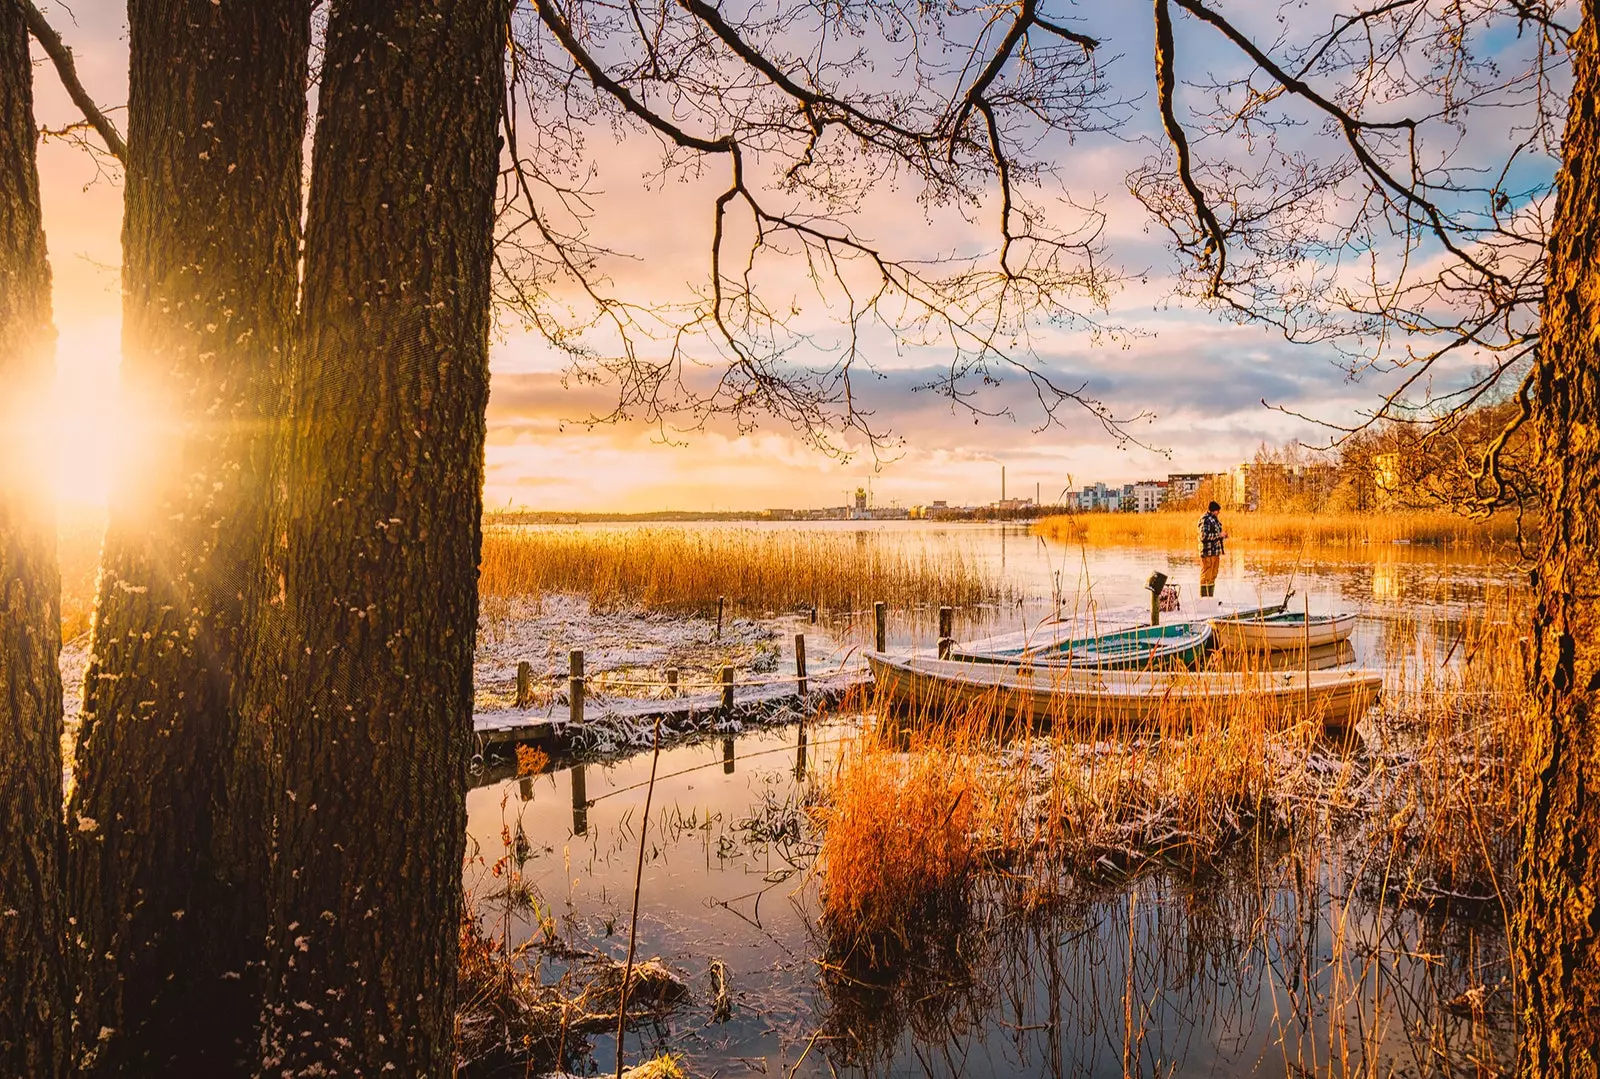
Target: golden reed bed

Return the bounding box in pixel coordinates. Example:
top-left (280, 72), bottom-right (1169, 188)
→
top-left (1034, 509), bottom-right (1523, 550)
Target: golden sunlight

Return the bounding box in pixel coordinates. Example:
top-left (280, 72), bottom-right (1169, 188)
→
top-left (48, 323), bottom-right (123, 507)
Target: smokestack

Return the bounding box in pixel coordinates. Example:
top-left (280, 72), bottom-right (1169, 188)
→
top-left (1035, 481), bottom-right (1040, 506)
top-left (1001, 465), bottom-right (1006, 501)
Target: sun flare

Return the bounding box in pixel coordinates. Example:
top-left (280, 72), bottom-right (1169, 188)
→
top-left (48, 324), bottom-right (123, 508)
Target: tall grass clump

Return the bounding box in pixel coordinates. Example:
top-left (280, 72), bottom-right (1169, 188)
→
top-left (1035, 509), bottom-right (1522, 550)
top-left (1361, 585), bottom-right (1533, 908)
top-left (480, 526), bottom-right (1000, 613)
top-left (813, 715), bottom-right (1017, 956)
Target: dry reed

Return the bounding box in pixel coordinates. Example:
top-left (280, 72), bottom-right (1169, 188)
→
top-left (479, 525), bottom-right (999, 614)
top-left (1035, 509), bottom-right (1523, 550)
top-left (811, 720), bottom-right (989, 954)
top-left (815, 592), bottom-right (1532, 958)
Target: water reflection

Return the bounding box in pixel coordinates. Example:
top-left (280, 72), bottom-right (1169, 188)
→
top-left (464, 720), bottom-right (1513, 1078)
top-left (462, 528), bottom-right (1519, 1075)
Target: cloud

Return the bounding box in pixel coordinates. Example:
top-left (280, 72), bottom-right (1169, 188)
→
top-left (33, 0), bottom-right (1508, 513)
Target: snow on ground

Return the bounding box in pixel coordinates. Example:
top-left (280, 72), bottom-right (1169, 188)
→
top-left (474, 593), bottom-right (854, 711)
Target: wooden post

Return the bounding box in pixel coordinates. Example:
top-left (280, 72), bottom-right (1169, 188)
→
top-left (720, 664), bottom-right (734, 710)
top-left (569, 649), bottom-right (585, 726)
top-left (666, 667), bottom-right (679, 697)
top-left (794, 633), bottom-right (808, 697)
top-left (570, 764), bottom-right (588, 836)
top-left (515, 661), bottom-right (532, 708)
top-left (716, 595), bottom-right (725, 640)
top-left (722, 737), bottom-right (735, 774)
top-left (810, 605), bottom-right (818, 625)
top-left (874, 601), bottom-right (887, 652)
top-left (937, 606), bottom-right (953, 660)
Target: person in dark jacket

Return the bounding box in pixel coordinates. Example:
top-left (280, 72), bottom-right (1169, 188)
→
top-left (1198, 501), bottom-right (1226, 598)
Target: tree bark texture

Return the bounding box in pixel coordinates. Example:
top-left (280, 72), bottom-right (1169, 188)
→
top-left (0, 3), bottom-right (68, 1073)
top-left (252, 1), bottom-right (504, 1073)
top-left (1517, 3), bottom-right (1600, 1074)
top-left (65, 3), bottom-right (310, 1072)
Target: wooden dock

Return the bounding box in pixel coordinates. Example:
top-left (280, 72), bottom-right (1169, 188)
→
top-left (472, 626), bottom-right (869, 757)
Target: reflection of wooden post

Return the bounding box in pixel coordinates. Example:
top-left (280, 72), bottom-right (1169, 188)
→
top-left (570, 764), bottom-right (588, 836)
top-left (666, 667), bottom-right (679, 697)
top-left (795, 724), bottom-right (808, 780)
top-left (937, 606), bottom-right (953, 660)
top-left (722, 737), bottom-right (735, 774)
top-left (874, 602), bottom-right (887, 652)
top-left (720, 665), bottom-right (734, 710)
top-left (516, 661), bottom-right (533, 708)
top-left (716, 595), bottom-right (725, 640)
top-left (569, 650), bottom-right (585, 726)
top-left (794, 633), bottom-right (808, 697)
top-left (518, 775), bottom-right (534, 802)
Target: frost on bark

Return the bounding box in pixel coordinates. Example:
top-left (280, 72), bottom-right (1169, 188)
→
top-left (0, 2), bottom-right (67, 1074)
top-left (1517, 2), bottom-right (1600, 1074)
top-left (250, 0), bottom-right (505, 1074)
top-left (64, 2), bottom-right (310, 1072)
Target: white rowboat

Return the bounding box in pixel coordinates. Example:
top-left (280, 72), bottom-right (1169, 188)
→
top-left (865, 652), bottom-right (1382, 736)
top-left (1211, 611), bottom-right (1358, 651)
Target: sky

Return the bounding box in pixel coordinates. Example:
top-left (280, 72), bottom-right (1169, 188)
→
top-left (26, 0), bottom-right (1547, 512)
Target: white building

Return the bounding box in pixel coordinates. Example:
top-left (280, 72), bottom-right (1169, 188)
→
top-left (1128, 480), bottom-right (1169, 513)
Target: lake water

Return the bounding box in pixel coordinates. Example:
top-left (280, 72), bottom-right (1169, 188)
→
top-left (464, 523), bottom-right (1519, 1077)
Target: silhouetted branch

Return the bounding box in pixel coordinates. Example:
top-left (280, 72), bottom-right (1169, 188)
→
top-left (20, 0), bottom-right (125, 162)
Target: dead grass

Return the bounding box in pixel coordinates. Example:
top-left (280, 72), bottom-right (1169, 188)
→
top-left (480, 525), bottom-right (1000, 615)
top-left (811, 719), bottom-right (1003, 955)
top-left (814, 590), bottom-right (1532, 957)
top-left (1035, 509), bottom-right (1523, 550)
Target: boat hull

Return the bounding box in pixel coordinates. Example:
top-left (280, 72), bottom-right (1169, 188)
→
top-left (1213, 612), bottom-right (1358, 651)
top-left (949, 621), bottom-right (1213, 671)
top-left (865, 652), bottom-right (1381, 737)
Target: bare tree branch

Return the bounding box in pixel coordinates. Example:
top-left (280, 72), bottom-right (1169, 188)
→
top-left (20, 0), bottom-right (125, 162)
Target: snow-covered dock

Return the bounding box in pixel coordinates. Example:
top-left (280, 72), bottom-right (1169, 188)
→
top-left (470, 601), bottom-right (868, 756)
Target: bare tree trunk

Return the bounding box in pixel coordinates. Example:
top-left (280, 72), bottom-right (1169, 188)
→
top-left (0, 3), bottom-right (67, 1074)
top-left (65, 3), bottom-right (310, 1071)
top-left (251, 0), bottom-right (504, 1073)
top-left (1517, 4), bottom-right (1600, 1074)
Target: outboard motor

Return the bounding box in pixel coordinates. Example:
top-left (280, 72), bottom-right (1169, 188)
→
top-left (1146, 571), bottom-right (1169, 626)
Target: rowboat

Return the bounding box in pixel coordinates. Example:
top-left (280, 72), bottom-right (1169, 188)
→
top-left (949, 620), bottom-right (1213, 670)
top-left (865, 652), bottom-right (1383, 735)
top-left (1212, 611), bottom-right (1358, 651)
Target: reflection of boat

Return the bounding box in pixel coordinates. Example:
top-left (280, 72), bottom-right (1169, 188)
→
top-left (865, 652), bottom-right (1383, 734)
top-left (1213, 611), bottom-right (1358, 651)
top-left (949, 621), bottom-right (1213, 670)
top-left (1233, 640), bottom-right (1357, 672)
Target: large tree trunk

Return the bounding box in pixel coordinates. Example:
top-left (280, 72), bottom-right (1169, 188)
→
top-left (1517, 3), bottom-right (1600, 1074)
top-left (251, 0), bottom-right (504, 1073)
top-left (65, 3), bottom-right (310, 1071)
top-left (0, 2), bottom-right (67, 1073)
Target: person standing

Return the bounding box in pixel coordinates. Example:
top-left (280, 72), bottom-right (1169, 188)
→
top-left (1198, 501), bottom-right (1226, 598)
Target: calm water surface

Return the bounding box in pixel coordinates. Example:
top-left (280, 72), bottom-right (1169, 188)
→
top-left (466, 525), bottom-right (1517, 1076)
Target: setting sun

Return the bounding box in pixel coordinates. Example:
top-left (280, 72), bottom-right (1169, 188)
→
top-left (48, 322), bottom-right (121, 508)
